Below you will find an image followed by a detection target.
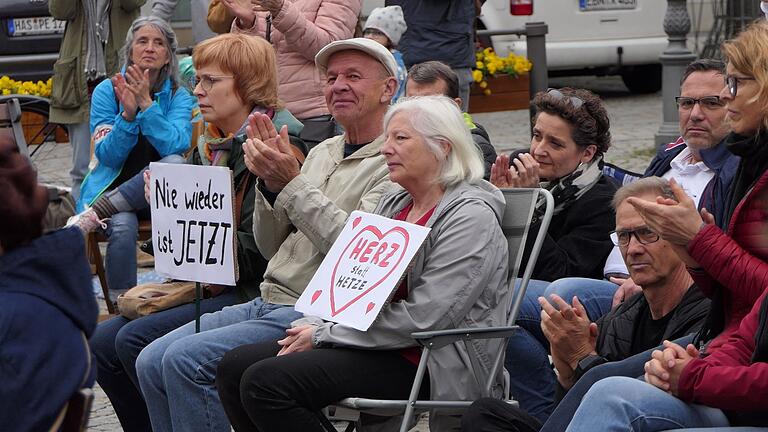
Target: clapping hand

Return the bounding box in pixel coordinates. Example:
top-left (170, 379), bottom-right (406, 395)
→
top-left (252, 0), bottom-right (284, 15)
top-left (222, 0), bottom-right (257, 26)
top-left (112, 65), bottom-right (153, 121)
top-left (626, 178), bottom-right (706, 246)
top-left (124, 65), bottom-right (153, 110)
top-left (112, 73), bottom-right (138, 121)
top-left (644, 340), bottom-right (699, 395)
top-left (490, 153), bottom-right (540, 189)
top-left (242, 112), bottom-right (300, 193)
top-left (540, 294), bottom-right (598, 388)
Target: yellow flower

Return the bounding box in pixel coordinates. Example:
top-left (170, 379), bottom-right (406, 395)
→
top-left (471, 48), bottom-right (531, 95)
top-left (0, 75), bottom-right (54, 97)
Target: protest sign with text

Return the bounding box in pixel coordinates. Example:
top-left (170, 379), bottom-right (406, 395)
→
top-left (149, 162), bottom-right (237, 286)
top-left (295, 210), bottom-right (431, 331)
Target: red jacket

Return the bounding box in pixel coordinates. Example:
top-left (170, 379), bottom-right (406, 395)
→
top-left (677, 289), bottom-right (768, 414)
top-left (686, 167), bottom-right (768, 352)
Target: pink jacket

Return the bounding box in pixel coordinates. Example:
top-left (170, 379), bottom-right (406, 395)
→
top-left (233, 0), bottom-right (361, 120)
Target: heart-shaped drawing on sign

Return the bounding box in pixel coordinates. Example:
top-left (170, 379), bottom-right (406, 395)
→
top-left (352, 216), bottom-right (362, 229)
top-left (311, 290), bottom-right (323, 305)
top-left (329, 225), bottom-right (410, 317)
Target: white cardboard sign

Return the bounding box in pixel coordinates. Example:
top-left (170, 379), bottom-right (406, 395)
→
top-left (149, 162), bottom-right (237, 286)
top-left (295, 210), bottom-right (431, 331)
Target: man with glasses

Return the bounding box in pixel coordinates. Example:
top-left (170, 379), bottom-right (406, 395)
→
top-left (647, 58), bottom-right (735, 224)
top-left (461, 177), bottom-right (710, 432)
top-left (603, 58), bottom-right (739, 300)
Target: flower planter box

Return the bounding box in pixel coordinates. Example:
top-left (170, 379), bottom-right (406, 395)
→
top-left (21, 111), bottom-right (68, 145)
top-left (468, 73), bottom-right (530, 114)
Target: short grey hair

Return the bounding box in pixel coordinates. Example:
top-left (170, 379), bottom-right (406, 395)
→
top-left (612, 176), bottom-right (676, 210)
top-left (383, 95), bottom-right (485, 187)
top-left (407, 61), bottom-right (460, 99)
top-left (680, 58), bottom-right (725, 86)
top-left (120, 16), bottom-right (180, 93)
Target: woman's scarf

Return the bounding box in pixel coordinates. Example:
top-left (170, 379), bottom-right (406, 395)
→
top-left (199, 106), bottom-right (274, 167)
top-left (536, 156), bottom-right (603, 220)
top-left (83, 0), bottom-right (111, 81)
top-left (723, 130), bottom-right (768, 225)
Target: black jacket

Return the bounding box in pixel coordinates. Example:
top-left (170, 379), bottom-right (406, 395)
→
top-left (385, 0), bottom-right (475, 68)
top-left (521, 175), bottom-right (617, 281)
top-left (471, 123), bottom-right (497, 181)
top-left (596, 285), bottom-right (710, 361)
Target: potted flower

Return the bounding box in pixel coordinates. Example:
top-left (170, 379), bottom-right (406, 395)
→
top-left (0, 76), bottom-right (52, 97)
top-left (469, 48), bottom-right (532, 113)
top-left (0, 76), bottom-right (67, 144)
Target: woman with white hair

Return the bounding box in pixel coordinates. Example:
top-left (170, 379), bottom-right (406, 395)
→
top-left (68, 16), bottom-right (195, 295)
top-left (215, 95), bottom-right (510, 431)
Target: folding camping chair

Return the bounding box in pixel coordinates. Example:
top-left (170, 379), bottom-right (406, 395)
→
top-left (0, 97), bottom-right (27, 157)
top-left (322, 188), bottom-right (555, 432)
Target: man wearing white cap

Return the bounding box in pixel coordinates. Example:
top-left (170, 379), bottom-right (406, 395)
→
top-left (134, 38), bottom-right (398, 432)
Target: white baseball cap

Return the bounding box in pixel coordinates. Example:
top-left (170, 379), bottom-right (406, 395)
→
top-left (315, 38), bottom-right (398, 79)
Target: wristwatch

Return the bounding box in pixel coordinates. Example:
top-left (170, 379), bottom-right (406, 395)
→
top-left (574, 354), bottom-right (608, 381)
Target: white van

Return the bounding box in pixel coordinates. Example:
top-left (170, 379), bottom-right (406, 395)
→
top-left (478, 0), bottom-right (713, 93)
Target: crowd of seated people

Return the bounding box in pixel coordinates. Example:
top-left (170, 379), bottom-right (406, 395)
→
top-left (563, 20), bottom-right (768, 432)
top-left (464, 20), bottom-right (768, 432)
top-left (85, 31), bottom-right (306, 432)
top-left (495, 57), bottom-right (741, 423)
top-left (13, 7), bottom-right (768, 432)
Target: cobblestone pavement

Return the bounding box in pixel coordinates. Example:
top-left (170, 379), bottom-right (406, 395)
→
top-left (32, 76), bottom-right (664, 431)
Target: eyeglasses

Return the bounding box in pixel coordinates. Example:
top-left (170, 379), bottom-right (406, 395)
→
top-left (725, 74), bottom-right (755, 97)
top-left (610, 227), bottom-right (660, 247)
top-left (674, 96), bottom-right (725, 111)
top-left (193, 74), bottom-right (234, 92)
top-left (546, 88), bottom-right (584, 109)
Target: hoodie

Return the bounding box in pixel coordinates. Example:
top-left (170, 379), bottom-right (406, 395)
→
top-left (0, 227), bottom-right (98, 432)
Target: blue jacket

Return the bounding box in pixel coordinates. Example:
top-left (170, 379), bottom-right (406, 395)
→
top-left (78, 76), bottom-right (196, 210)
top-left (0, 228), bottom-right (98, 432)
top-left (386, 0), bottom-right (475, 68)
top-left (643, 136), bottom-right (740, 228)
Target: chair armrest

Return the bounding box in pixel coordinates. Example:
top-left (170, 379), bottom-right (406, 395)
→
top-left (411, 326), bottom-right (520, 350)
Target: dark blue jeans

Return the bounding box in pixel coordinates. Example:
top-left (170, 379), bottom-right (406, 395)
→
top-left (90, 289), bottom-right (241, 432)
top-left (540, 334), bottom-right (695, 432)
top-left (505, 278), bottom-right (617, 422)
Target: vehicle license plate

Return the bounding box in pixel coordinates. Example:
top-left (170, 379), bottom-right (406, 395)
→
top-left (8, 16), bottom-right (66, 36)
top-left (579, 0), bottom-right (637, 11)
